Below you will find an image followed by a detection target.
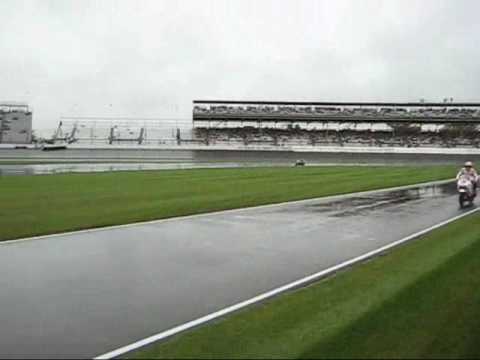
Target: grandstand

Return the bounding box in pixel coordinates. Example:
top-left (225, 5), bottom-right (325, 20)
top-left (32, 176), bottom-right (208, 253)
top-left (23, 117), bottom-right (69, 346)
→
top-left (44, 100), bottom-right (480, 150)
top-left (192, 100), bottom-right (480, 148)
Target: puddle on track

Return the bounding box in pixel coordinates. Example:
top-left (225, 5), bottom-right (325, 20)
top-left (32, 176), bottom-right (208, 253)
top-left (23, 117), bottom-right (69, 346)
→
top-left (302, 182), bottom-right (457, 218)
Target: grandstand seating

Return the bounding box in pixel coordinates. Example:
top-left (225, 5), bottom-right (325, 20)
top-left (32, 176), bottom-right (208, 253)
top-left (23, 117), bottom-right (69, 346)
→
top-left (192, 101), bottom-right (480, 148)
top-left (193, 104), bottom-right (480, 119)
top-left (193, 126), bottom-right (480, 148)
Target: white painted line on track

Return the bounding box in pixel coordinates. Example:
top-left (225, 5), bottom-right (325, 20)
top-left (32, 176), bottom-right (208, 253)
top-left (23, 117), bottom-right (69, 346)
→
top-left (0, 178), bottom-right (454, 247)
top-left (94, 204), bottom-right (480, 359)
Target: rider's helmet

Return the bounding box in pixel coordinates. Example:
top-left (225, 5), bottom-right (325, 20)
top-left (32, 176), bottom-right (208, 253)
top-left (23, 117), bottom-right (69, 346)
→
top-left (465, 161), bottom-right (473, 168)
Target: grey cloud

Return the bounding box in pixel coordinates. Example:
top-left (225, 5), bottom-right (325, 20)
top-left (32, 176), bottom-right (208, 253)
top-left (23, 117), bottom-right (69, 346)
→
top-left (1, 0), bottom-right (479, 129)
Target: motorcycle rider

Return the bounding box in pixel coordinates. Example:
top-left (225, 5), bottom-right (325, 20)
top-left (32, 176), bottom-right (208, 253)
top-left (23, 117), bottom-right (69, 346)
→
top-left (456, 161), bottom-right (479, 195)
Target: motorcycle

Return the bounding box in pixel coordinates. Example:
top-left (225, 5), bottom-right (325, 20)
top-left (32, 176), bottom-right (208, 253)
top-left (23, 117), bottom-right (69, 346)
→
top-left (457, 175), bottom-right (476, 208)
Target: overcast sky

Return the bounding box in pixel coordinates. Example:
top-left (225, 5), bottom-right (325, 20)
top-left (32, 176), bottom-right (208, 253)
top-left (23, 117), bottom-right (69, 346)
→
top-left (1, 0), bottom-right (479, 129)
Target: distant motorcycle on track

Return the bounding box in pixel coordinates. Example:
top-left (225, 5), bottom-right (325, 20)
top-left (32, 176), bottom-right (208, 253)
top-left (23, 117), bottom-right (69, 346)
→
top-left (457, 175), bottom-right (476, 208)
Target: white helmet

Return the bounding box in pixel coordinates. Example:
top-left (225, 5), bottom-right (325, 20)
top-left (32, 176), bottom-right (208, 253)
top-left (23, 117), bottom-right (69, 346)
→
top-left (465, 161), bottom-right (473, 167)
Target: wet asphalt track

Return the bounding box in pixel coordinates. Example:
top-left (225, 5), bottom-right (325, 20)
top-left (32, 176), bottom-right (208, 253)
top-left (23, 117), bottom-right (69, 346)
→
top-left (2, 148), bottom-right (480, 165)
top-left (0, 181), bottom-right (470, 358)
top-left (0, 162), bottom-right (274, 176)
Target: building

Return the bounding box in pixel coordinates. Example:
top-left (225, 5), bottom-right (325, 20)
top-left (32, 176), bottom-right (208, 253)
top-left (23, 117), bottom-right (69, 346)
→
top-left (0, 102), bottom-right (33, 144)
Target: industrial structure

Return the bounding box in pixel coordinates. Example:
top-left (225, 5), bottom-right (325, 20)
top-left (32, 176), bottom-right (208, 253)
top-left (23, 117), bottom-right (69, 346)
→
top-left (0, 102), bottom-right (33, 144)
top-left (49, 117), bottom-right (189, 146)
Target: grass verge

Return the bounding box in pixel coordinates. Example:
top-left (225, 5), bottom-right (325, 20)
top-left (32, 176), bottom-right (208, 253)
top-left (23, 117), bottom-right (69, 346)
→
top-left (131, 211), bottom-right (480, 359)
top-left (0, 166), bottom-right (454, 241)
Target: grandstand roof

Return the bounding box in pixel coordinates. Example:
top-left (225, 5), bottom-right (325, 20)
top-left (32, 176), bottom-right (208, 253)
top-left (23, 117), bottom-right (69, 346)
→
top-left (193, 100), bottom-right (480, 107)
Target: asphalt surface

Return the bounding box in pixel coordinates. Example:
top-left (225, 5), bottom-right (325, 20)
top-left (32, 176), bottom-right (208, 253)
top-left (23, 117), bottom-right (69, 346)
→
top-left (2, 148), bottom-right (480, 166)
top-left (0, 162), bottom-right (274, 176)
top-left (0, 181), bottom-right (468, 358)
top-left (1, 147), bottom-right (477, 176)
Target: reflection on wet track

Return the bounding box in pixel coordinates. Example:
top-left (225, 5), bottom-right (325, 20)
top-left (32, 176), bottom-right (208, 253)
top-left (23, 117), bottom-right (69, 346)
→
top-left (0, 162), bottom-right (275, 176)
top-left (306, 182), bottom-right (457, 217)
top-left (0, 181), bottom-right (471, 358)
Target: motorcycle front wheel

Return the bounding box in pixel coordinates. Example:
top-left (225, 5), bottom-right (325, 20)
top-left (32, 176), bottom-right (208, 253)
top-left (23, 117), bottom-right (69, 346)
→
top-left (459, 193), bottom-right (467, 208)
